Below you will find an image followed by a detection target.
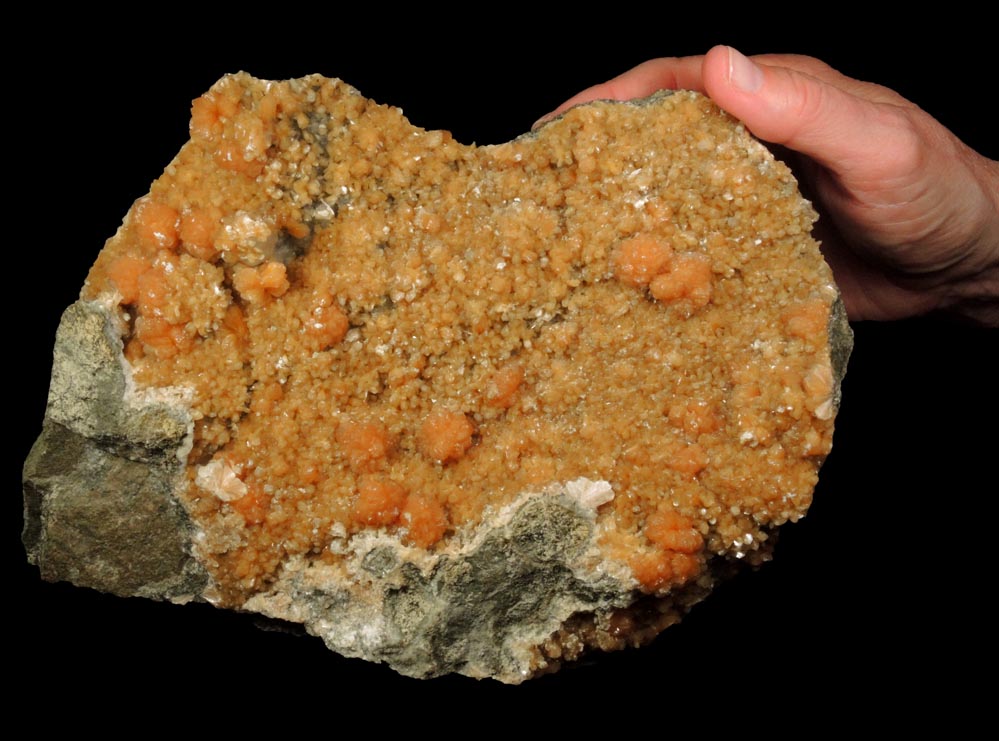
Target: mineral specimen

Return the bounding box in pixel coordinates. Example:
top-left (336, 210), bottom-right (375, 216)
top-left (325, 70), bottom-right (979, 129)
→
top-left (23, 72), bottom-right (850, 682)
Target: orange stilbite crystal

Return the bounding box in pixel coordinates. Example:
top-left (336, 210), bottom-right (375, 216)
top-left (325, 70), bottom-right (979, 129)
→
top-left (27, 72), bottom-right (848, 683)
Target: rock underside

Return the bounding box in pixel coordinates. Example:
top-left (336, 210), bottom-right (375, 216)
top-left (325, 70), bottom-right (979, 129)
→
top-left (24, 73), bottom-right (850, 683)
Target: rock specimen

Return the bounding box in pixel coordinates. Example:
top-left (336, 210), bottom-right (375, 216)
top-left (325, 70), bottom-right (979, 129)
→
top-left (23, 73), bottom-right (850, 682)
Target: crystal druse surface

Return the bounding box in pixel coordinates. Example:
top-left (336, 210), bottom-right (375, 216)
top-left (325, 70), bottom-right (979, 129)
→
top-left (26, 73), bottom-right (848, 681)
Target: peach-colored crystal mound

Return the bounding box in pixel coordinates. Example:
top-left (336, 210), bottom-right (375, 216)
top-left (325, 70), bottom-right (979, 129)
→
top-left (23, 73), bottom-right (850, 683)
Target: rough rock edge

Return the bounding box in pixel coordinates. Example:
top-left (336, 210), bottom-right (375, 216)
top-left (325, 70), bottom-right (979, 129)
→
top-left (23, 301), bottom-right (208, 601)
top-left (245, 480), bottom-right (653, 682)
top-left (22, 85), bottom-right (853, 682)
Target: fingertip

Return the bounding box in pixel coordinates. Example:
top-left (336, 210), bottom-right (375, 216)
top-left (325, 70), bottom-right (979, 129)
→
top-left (531, 113), bottom-right (554, 132)
top-left (701, 45), bottom-right (772, 132)
top-left (700, 47), bottom-right (783, 154)
top-left (702, 45), bottom-right (844, 163)
top-left (701, 45), bottom-right (735, 93)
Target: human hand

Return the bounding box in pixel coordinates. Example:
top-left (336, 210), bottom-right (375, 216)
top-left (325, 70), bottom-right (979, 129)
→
top-left (538, 46), bottom-right (999, 325)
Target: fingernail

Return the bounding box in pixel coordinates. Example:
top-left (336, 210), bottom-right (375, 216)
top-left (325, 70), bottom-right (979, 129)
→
top-left (727, 47), bottom-right (764, 93)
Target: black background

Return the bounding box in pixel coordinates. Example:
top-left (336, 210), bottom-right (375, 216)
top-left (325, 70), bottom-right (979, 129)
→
top-left (13, 14), bottom-right (996, 723)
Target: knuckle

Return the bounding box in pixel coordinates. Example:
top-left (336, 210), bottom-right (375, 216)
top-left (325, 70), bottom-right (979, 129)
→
top-left (877, 107), bottom-right (928, 175)
top-left (779, 74), bottom-right (828, 146)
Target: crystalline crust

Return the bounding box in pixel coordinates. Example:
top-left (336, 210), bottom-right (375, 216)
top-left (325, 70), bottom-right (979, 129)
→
top-left (23, 73), bottom-right (850, 682)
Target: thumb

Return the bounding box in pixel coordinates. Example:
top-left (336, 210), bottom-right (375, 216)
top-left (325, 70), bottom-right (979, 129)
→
top-left (702, 45), bottom-right (908, 176)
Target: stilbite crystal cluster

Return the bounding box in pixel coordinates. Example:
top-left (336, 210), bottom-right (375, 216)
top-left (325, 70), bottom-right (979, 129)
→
top-left (23, 73), bottom-right (850, 682)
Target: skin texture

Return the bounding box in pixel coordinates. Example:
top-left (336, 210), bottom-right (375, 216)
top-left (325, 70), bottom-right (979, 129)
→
top-left (539, 46), bottom-right (999, 326)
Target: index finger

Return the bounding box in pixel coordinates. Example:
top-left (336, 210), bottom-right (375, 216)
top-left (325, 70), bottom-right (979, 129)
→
top-left (535, 56), bottom-right (706, 128)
